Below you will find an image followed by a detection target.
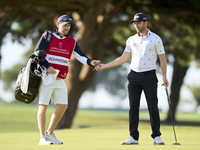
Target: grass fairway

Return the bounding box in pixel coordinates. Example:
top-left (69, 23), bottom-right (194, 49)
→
top-left (0, 103), bottom-right (200, 150)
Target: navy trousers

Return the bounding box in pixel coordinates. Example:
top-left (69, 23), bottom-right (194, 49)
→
top-left (127, 70), bottom-right (161, 140)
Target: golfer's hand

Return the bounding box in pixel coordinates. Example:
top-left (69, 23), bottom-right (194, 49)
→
top-left (162, 76), bottom-right (169, 88)
top-left (95, 64), bottom-right (106, 71)
top-left (47, 66), bottom-right (56, 74)
top-left (91, 60), bottom-right (101, 66)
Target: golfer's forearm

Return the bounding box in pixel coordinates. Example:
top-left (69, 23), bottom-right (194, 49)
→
top-left (104, 57), bottom-right (126, 69)
top-left (159, 54), bottom-right (167, 77)
top-left (160, 58), bottom-right (167, 78)
top-left (161, 64), bottom-right (167, 78)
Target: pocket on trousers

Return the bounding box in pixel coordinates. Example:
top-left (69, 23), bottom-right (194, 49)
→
top-left (150, 72), bottom-right (158, 82)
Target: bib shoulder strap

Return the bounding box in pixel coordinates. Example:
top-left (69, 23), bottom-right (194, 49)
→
top-left (43, 30), bottom-right (52, 52)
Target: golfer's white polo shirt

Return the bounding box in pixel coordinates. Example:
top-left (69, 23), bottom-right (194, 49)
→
top-left (125, 29), bottom-right (165, 72)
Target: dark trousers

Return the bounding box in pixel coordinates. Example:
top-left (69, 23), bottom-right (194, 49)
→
top-left (127, 70), bottom-right (161, 140)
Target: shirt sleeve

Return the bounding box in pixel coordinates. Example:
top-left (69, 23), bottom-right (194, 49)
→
top-left (124, 37), bottom-right (132, 53)
top-left (73, 42), bottom-right (92, 66)
top-left (156, 36), bottom-right (165, 55)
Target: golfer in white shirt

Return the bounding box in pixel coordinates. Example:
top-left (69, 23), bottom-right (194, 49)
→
top-left (95, 12), bottom-right (169, 145)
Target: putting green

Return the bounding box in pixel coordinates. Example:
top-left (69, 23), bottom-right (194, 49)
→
top-left (0, 125), bottom-right (199, 150)
top-left (0, 103), bottom-right (199, 150)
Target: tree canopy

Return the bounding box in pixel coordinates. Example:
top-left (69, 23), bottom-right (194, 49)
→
top-left (1, 0), bottom-right (200, 127)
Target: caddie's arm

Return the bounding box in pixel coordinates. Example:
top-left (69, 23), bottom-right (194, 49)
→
top-left (73, 42), bottom-right (101, 66)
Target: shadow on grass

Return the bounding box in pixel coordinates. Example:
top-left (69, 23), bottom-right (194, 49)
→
top-left (140, 119), bottom-right (200, 126)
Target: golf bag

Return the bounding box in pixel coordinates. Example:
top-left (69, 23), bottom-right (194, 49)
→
top-left (14, 30), bottom-right (52, 104)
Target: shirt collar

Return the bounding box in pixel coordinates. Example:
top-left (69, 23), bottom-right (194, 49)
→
top-left (55, 29), bottom-right (69, 38)
top-left (137, 29), bottom-right (151, 38)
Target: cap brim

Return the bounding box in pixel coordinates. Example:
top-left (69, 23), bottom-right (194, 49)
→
top-left (59, 21), bottom-right (71, 25)
top-left (131, 19), bottom-right (142, 23)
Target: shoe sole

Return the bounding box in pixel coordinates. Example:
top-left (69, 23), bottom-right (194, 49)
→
top-left (121, 142), bottom-right (139, 145)
top-left (52, 142), bottom-right (63, 145)
top-left (153, 142), bottom-right (165, 145)
top-left (39, 143), bottom-right (53, 145)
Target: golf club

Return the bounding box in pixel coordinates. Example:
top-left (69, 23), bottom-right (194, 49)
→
top-left (165, 88), bottom-right (181, 145)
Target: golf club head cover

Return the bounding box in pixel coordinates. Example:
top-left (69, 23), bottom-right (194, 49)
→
top-left (29, 50), bottom-right (46, 65)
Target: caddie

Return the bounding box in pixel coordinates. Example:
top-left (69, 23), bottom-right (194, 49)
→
top-left (34, 15), bottom-right (101, 145)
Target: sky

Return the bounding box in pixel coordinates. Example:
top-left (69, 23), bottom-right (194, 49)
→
top-left (1, 33), bottom-right (200, 112)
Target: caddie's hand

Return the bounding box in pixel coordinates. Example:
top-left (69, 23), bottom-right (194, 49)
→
top-left (47, 66), bottom-right (56, 74)
top-left (161, 76), bottom-right (169, 88)
top-left (91, 60), bottom-right (101, 66)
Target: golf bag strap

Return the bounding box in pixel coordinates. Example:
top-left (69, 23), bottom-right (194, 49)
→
top-left (43, 30), bottom-right (52, 52)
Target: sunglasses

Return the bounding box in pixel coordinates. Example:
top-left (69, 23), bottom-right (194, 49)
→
top-left (59, 17), bottom-right (72, 23)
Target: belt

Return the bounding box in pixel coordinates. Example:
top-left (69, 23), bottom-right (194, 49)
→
top-left (132, 70), bottom-right (155, 75)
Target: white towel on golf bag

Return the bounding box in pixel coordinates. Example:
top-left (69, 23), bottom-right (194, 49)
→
top-left (42, 69), bottom-right (60, 85)
top-left (21, 58), bottom-right (32, 93)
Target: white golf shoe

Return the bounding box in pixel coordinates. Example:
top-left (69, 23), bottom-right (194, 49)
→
top-left (45, 133), bottom-right (63, 144)
top-left (39, 135), bottom-right (53, 145)
top-left (153, 136), bottom-right (165, 145)
top-left (121, 137), bottom-right (139, 145)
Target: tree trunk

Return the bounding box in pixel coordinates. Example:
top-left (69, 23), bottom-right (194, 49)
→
top-left (55, 31), bottom-right (108, 128)
top-left (55, 58), bottom-right (95, 128)
top-left (165, 59), bottom-right (188, 122)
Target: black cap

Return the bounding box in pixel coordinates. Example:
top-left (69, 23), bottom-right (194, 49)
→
top-left (57, 15), bottom-right (72, 25)
top-left (131, 13), bottom-right (148, 23)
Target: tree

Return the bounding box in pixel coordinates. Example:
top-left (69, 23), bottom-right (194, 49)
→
top-left (163, 24), bottom-right (199, 121)
top-left (0, 0), bottom-right (147, 128)
top-left (187, 84), bottom-right (200, 109)
top-left (185, 61), bottom-right (200, 111)
top-left (1, 0), bottom-right (200, 128)
top-left (139, 0), bottom-right (200, 122)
